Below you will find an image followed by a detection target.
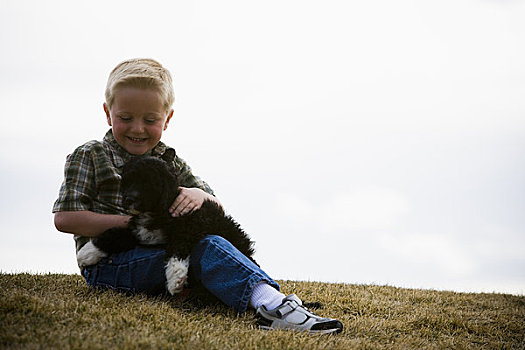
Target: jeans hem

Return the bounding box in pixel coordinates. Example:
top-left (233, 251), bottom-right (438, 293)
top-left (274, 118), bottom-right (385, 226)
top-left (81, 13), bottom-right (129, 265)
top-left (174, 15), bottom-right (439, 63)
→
top-left (237, 273), bottom-right (280, 314)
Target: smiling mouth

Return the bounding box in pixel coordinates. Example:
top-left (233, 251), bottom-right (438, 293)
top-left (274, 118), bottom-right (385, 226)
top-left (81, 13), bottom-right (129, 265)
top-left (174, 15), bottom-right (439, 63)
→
top-left (127, 136), bottom-right (148, 143)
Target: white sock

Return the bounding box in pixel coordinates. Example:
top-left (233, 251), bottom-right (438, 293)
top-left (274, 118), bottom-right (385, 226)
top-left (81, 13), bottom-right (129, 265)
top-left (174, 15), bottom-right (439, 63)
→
top-left (249, 282), bottom-right (286, 310)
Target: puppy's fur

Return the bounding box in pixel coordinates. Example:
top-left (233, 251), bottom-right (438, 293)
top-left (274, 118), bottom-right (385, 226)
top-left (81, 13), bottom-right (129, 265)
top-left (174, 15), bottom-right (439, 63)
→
top-left (77, 149), bottom-right (256, 295)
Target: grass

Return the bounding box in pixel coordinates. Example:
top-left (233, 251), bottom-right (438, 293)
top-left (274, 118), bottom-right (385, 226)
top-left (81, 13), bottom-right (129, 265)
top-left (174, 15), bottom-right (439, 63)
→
top-left (1, 273), bottom-right (524, 349)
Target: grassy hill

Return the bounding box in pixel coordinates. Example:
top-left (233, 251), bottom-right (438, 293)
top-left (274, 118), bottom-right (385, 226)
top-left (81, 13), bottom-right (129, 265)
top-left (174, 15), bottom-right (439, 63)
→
top-left (1, 273), bottom-right (524, 349)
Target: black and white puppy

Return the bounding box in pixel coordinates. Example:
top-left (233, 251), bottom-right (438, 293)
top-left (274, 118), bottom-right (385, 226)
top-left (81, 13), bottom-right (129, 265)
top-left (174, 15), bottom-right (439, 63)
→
top-left (77, 149), bottom-right (256, 295)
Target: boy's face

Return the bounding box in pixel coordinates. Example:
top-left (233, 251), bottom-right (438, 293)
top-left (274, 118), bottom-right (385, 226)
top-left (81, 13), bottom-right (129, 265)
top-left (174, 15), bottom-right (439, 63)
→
top-left (104, 86), bottom-right (173, 155)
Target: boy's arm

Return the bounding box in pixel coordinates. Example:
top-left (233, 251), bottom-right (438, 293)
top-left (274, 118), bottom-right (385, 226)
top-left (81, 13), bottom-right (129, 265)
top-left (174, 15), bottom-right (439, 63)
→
top-left (54, 211), bottom-right (131, 237)
top-left (54, 143), bottom-right (131, 237)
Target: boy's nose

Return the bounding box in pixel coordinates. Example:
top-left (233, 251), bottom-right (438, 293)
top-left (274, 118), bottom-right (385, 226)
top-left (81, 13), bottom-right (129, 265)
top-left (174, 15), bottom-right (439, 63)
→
top-left (130, 120), bottom-right (146, 133)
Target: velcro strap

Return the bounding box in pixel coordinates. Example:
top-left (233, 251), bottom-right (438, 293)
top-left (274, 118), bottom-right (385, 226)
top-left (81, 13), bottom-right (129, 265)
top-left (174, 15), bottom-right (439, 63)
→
top-left (276, 301), bottom-right (298, 317)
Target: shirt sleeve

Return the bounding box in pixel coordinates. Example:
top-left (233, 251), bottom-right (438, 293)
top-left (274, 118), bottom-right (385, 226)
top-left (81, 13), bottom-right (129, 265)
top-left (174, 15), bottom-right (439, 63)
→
top-left (52, 144), bottom-right (97, 212)
top-left (173, 156), bottom-right (215, 196)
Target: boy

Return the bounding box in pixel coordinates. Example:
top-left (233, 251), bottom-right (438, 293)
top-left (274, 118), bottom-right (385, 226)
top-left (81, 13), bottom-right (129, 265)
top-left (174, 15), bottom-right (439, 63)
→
top-left (53, 58), bottom-right (343, 334)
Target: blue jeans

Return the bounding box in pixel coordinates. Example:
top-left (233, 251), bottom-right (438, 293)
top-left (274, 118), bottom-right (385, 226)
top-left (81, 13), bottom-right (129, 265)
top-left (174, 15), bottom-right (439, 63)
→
top-left (81, 235), bottom-right (280, 313)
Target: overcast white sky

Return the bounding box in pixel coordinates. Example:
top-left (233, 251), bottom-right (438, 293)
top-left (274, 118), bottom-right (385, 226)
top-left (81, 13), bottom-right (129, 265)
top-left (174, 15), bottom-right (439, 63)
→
top-left (1, 0), bottom-right (524, 295)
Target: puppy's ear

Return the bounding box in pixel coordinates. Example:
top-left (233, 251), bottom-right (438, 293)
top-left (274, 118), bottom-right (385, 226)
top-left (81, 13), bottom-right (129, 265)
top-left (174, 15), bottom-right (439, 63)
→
top-left (161, 148), bottom-right (176, 163)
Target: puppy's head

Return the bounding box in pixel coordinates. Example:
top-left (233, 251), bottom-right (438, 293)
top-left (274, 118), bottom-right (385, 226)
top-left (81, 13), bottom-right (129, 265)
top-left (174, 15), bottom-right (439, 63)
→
top-left (120, 155), bottom-right (178, 214)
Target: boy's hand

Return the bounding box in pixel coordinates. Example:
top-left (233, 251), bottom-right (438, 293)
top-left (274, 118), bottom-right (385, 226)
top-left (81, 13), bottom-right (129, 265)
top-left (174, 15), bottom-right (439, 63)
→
top-left (169, 187), bottom-right (220, 217)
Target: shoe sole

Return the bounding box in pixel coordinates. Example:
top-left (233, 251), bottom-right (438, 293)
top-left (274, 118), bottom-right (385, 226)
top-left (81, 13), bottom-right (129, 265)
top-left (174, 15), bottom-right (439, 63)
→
top-left (258, 325), bottom-right (343, 335)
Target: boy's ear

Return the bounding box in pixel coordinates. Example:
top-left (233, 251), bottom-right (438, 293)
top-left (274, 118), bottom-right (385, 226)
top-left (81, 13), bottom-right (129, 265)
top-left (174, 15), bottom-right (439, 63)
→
top-left (104, 103), bottom-right (112, 126)
top-left (163, 109), bottom-right (174, 131)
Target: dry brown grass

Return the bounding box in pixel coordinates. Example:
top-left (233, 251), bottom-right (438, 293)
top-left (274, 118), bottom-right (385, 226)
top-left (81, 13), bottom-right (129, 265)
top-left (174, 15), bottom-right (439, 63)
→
top-left (1, 273), bottom-right (524, 349)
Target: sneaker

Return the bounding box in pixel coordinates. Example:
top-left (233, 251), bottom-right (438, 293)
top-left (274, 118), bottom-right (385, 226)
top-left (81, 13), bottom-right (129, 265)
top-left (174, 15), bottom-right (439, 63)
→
top-left (255, 294), bottom-right (343, 335)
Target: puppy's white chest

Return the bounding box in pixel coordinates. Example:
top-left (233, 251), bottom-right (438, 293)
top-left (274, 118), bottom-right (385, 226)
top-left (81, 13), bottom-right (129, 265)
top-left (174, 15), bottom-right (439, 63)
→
top-left (134, 216), bottom-right (166, 244)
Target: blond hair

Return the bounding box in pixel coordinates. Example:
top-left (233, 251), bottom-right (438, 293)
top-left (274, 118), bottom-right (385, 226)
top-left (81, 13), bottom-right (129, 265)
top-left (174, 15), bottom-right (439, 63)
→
top-left (105, 58), bottom-right (174, 112)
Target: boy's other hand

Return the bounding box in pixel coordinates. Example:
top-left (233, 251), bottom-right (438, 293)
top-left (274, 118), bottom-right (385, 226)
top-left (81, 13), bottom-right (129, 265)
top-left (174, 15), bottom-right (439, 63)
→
top-left (169, 187), bottom-right (219, 217)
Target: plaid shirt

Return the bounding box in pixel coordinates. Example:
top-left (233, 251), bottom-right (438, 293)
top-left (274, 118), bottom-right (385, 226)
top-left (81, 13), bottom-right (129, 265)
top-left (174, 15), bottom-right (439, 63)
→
top-left (53, 129), bottom-right (214, 252)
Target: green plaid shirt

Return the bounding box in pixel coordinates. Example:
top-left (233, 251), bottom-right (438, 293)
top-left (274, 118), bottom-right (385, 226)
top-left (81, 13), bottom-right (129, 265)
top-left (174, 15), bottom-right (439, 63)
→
top-left (53, 129), bottom-right (214, 252)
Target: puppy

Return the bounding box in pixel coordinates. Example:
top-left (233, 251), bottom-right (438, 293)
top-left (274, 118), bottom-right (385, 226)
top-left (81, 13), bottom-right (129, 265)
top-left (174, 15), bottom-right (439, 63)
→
top-left (77, 149), bottom-right (256, 295)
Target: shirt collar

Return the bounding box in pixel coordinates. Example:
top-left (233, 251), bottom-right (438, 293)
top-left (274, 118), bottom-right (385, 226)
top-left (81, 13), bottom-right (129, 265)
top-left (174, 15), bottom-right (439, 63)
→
top-left (102, 129), bottom-right (170, 168)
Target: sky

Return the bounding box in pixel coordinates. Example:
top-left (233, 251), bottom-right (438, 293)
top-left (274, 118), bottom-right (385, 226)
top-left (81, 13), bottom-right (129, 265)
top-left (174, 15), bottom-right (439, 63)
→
top-left (1, 0), bottom-right (524, 295)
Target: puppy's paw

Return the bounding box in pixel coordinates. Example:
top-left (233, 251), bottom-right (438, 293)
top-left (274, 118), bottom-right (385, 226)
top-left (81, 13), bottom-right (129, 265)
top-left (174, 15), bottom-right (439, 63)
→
top-left (165, 256), bottom-right (190, 295)
top-left (76, 241), bottom-right (108, 267)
